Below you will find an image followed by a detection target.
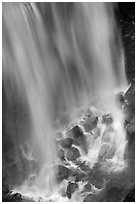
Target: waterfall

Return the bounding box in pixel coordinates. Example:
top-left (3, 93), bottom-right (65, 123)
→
top-left (2, 2), bottom-right (128, 199)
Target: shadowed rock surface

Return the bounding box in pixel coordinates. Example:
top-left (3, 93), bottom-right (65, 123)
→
top-left (65, 146), bottom-right (81, 161)
top-left (66, 182), bottom-right (78, 199)
top-left (123, 188), bottom-right (135, 202)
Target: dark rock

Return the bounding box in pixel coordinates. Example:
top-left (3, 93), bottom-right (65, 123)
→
top-left (66, 182), bottom-right (78, 199)
top-left (86, 173), bottom-right (104, 189)
top-left (75, 172), bottom-right (87, 182)
top-left (126, 132), bottom-right (135, 160)
top-left (69, 125), bottom-right (84, 139)
top-left (58, 149), bottom-right (65, 161)
top-left (116, 92), bottom-right (125, 104)
top-left (3, 192), bottom-right (23, 202)
top-left (126, 114), bottom-right (135, 134)
top-left (2, 177), bottom-right (12, 201)
top-left (73, 136), bottom-right (88, 154)
top-left (70, 167), bottom-right (87, 182)
top-left (115, 92), bottom-right (125, 109)
top-left (124, 83), bottom-right (135, 105)
top-left (65, 146), bottom-right (80, 161)
top-left (72, 126), bottom-right (84, 138)
top-left (56, 165), bottom-right (71, 182)
top-left (82, 117), bottom-right (98, 132)
top-left (78, 162), bottom-right (91, 173)
top-left (58, 137), bottom-right (74, 149)
top-left (125, 92), bottom-right (135, 106)
top-left (98, 143), bottom-right (111, 159)
top-left (104, 146), bottom-right (115, 159)
top-left (98, 142), bottom-right (115, 159)
top-left (84, 183), bottom-right (92, 192)
top-left (83, 193), bottom-right (97, 202)
top-left (124, 104), bottom-right (134, 122)
top-left (13, 193), bottom-right (22, 201)
top-left (102, 114), bottom-right (113, 125)
top-left (123, 188), bottom-right (135, 202)
top-left (126, 121), bottom-right (135, 134)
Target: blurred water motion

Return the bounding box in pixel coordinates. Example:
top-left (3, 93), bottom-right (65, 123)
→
top-left (2, 2), bottom-right (128, 199)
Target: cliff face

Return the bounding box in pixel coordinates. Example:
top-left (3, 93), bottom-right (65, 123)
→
top-left (118, 2), bottom-right (135, 83)
top-left (117, 3), bottom-right (135, 202)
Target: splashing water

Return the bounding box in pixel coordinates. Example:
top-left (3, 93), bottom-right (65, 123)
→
top-left (3, 2), bottom-right (128, 200)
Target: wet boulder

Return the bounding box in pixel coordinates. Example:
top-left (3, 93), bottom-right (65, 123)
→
top-left (66, 181), bottom-right (78, 199)
top-left (86, 170), bottom-right (104, 189)
top-left (76, 161), bottom-right (91, 173)
top-left (98, 143), bottom-right (111, 159)
top-left (66, 126), bottom-right (88, 154)
top-left (65, 146), bottom-right (81, 161)
top-left (124, 104), bottom-right (134, 123)
top-left (126, 113), bottom-right (135, 134)
top-left (82, 116), bottom-right (98, 132)
top-left (58, 137), bottom-right (74, 149)
top-left (84, 183), bottom-right (92, 192)
top-left (69, 167), bottom-right (87, 182)
top-left (125, 92), bottom-right (135, 106)
top-left (73, 136), bottom-right (88, 154)
top-left (66, 125), bottom-right (84, 139)
top-left (68, 167), bottom-right (86, 182)
top-left (116, 92), bottom-right (125, 104)
top-left (12, 193), bottom-right (22, 201)
top-left (104, 146), bottom-right (115, 159)
top-left (58, 149), bottom-right (65, 161)
top-left (75, 172), bottom-right (87, 182)
top-left (2, 192), bottom-right (23, 202)
top-left (124, 83), bottom-right (135, 105)
top-left (57, 164), bottom-right (71, 182)
top-left (116, 92), bottom-right (125, 108)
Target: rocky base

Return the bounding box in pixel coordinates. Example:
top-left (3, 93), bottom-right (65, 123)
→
top-left (3, 78), bottom-right (135, 202)
top-left (3, 80), bottom-right (135, 201)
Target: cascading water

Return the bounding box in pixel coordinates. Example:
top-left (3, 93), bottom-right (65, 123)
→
top-left (3, 2), bottom-right (129, 201)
